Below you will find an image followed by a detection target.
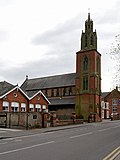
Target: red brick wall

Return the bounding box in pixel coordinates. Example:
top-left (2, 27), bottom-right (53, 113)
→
top-left (105, 89), bottom-right (120, 115)
top-left (29, 92), bottom-right (48, 111)
top-left (75, 49), bottom-right (101, 119)
top-left (0, 88), bottom-right (28, 112)
top-left (0, 88), bottom-right (48, 113)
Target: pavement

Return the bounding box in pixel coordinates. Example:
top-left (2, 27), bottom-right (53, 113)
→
top-left (0, 119), bottom-right (113, 139)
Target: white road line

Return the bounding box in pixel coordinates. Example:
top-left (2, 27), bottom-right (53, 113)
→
top-left (0, 128), bottom-right (21, 132)
top-left (70, 132), bottom-right (92, 139)
top-left (0, 131), bottom-right (6, 133)
top-left (14, 139), bottom-right (22, 142)
top-left (3, 132), bottom-right (54, 141)
top-left (98, 128), bottom-right (111, 132)
top-left (0, 141), bottom-right (55, 155)
top-left (0, 142), bottom-right (8, 145)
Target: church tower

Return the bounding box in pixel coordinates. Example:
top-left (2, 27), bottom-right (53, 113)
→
top-left (75, 12), bottom-right (101, 121)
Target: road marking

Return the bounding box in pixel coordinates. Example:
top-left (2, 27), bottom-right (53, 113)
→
top-left (0, 128), bottom-right (21, 132)
top-left (0, 141), bottom-right (55, 155)
top-left (14, 139), bottom-right (22, 142)
top-left (0, 142), bottom-right (8, 145)
top-left (0, 131), bottom-right (6, 133)
top-left (103, 146), bottom-right (120, 160)
top-left (98, 128), bottom-right (110, 132)
top-left (42, 132), bottom-right (55, 135)
top-left (3, 132), bottom-right (54, 141)
top-left (70, 132), bottom-right (92, 139)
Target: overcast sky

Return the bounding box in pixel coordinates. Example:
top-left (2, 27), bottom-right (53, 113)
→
top-left (0, 0), bottom-right (120, 92)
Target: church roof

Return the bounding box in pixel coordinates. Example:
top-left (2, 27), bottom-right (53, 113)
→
top-left (21, 72), bottom-right (76, 91)
top-left (48, 96), bottom-right (75, 105)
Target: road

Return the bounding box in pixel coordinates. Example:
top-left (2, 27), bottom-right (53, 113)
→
top-left (0, 120), bottom-right (120, 160)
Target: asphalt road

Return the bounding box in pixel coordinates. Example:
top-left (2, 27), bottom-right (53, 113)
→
top-left (0, 121), bottom-right (120, 160)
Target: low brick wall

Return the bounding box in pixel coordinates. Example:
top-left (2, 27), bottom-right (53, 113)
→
top-left (111, 114), bottom-right (120, 121)
top-left (0, 112), bottom-right (44, 129)
top-left (56, 119), bottom-right (84, 126)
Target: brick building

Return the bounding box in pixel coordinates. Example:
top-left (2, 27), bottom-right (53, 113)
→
top-left (21, 12), bottom-right (102, 121)
top-left (21, 73), bottom-right (76, 117)
top-left (0, 81), bottom-right (50, 113)
top-left (102, 87), bottom-right (120, 119)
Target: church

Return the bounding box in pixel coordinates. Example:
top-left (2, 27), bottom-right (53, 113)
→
top-left (21, 12), bottom-right (101, 121)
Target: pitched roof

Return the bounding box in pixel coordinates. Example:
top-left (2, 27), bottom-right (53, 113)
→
top-left (21, 73), bottom-right (76, 91)
top-left (0, 81), bottom-right (15, 97)
top-left (101, 92), bottom-right (110, 99)
top-left (48, 96), bottom-right (75, 105)
top-left (25, 90), bottom-right (50, 104)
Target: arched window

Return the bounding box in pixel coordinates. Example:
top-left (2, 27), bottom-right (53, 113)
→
top-left (85, 23), bottom-right (87, 31)
top-left (56, 88), bottom-right (59, 97)
top-left (90, 35), bottom-right (93, 45)
top-left (69, 88), bottom-right (72, 96)
top-left (97, 58), bottom-right (100, 73)
top-left (83, 76), bottom-right (88, 90)
top-left (63, 88), bottom-right (66, 96)
top-left (91, 24), bottom-right (93, 31)
top-left (51, 89), bottom-right (54, 97)
top-left (83, 56), bottom-right (88, 71)
top-left (85, 35), bottom-right (87, 47)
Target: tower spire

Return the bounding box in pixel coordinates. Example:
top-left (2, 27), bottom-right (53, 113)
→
top-left (81, 12), bottom-right (97, 51)
top-left (88, 8), bottom-right (90, 21)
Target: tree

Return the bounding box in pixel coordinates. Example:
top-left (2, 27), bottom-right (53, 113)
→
top-left (109, 34), bottom-right (120, 88)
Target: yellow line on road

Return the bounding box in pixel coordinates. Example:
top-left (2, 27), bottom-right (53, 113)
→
top-left (103, 146), bottom-right (120, 160)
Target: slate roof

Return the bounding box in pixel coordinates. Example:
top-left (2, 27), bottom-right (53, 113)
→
top-left (24, 90), bottom-right (38, 98)
top-left (101, 92), bottom-right (109, 99)
top-left (48, 96), bottom-right (75, 105)
top-left (21, 73), bottom-right (76, 91)
top-left (0, 81), bottom-right (15, 97)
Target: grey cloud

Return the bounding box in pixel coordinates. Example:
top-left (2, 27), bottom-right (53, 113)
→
top-left (0, 14), bottom-right (82, 85)
top-left (0, 53), bottom-right (76, 85)
top-left (31, 14), bottom-right (82, 61)
top-left (32, 14), bottom-right (82, 47)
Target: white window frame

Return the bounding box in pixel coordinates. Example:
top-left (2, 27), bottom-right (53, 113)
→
top-left (42, 105), bottom-right (46, 110)
top-left (21, 103), bottom-right (26, 112)
top-left (29, 104), bottom-right (34, 112)
top-left (2, 101), bottom-right (9, 112)
top-left (35, 104), bottom-right (41, 112)
top-left (105, 102), bottom-right (109, 109)
top-left (11, 102), bottom-right (19, 112)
